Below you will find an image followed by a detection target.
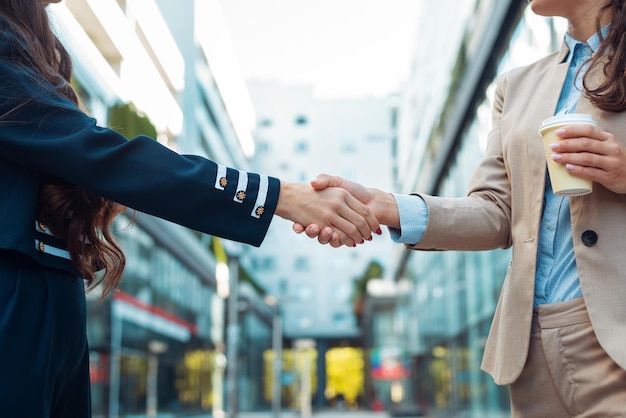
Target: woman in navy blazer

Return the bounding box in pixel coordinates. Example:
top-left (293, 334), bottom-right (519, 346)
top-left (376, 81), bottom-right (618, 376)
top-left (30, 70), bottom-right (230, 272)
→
top-left (0, 0), bottom-right (379, 416)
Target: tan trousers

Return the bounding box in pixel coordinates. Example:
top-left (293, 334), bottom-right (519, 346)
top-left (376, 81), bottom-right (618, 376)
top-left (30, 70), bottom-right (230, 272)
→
top-left (510, 297), bottom-right (626, 417)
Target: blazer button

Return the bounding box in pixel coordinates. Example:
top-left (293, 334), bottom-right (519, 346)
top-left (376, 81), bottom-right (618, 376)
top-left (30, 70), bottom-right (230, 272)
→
top-left (581, 230), bottom-right (598, 247)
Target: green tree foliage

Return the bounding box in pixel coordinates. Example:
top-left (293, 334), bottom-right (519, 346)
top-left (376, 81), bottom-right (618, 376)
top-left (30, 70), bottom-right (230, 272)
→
top-left (108, 102), bottom-right (158, 139)
top-left (352, 260), bottom-right (384, 321)
top-left (353, 260), bottom-right (384, 301)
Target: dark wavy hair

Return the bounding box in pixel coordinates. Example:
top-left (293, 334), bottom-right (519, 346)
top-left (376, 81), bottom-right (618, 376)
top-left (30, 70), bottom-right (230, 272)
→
top-left (0, 0), bottom-right (125, 298)
top-left (585, 0), bottom-right (626, 111)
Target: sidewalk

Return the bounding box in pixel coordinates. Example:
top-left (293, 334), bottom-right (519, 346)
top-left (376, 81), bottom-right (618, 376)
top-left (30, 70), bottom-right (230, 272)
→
top-left (238, 410), bottom-right (394, 418)
top-left (177, 410), bottom-right (401, 418)
top-left (177, 408), bottom-right (510, 418)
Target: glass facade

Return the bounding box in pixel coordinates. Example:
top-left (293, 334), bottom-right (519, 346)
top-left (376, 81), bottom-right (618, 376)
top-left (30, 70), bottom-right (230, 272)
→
top-left (86, 215), bottom-right (274, 417)
top-left (384, 6), bottom-right (567, 418)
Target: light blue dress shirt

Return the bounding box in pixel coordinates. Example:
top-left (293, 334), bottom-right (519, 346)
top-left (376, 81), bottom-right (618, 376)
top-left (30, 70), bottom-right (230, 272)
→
top-left (391, 30), bottom-right (604, 307)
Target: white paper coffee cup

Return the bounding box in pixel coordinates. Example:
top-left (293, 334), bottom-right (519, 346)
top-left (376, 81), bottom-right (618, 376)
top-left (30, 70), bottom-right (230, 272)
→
top-left (538, 113), bottom-right (597, 196)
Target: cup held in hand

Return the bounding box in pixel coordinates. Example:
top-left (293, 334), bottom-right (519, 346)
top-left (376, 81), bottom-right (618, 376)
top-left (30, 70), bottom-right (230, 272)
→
top-left (538, 113), bottom-right (597, 196)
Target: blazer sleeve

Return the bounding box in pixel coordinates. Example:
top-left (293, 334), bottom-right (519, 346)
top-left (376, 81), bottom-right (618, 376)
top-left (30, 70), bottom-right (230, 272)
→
top-left (407, 74), bottom-right (513, 252)
top-left (0, 28), bottom-right (278, 247)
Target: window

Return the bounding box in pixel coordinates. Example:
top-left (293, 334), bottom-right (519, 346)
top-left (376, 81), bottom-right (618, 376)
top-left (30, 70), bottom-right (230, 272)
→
top-left (332, 312), bottom-right (350, 326)
top-left (341, 143), bottom-right (357, 154)
top-left (251, 257), bottom-right (276, 271)
top-left (366, 134), bottom-right (386, 142)
top-left (257, 141), bottom-right (272, 153)
top-left (294, 115), bottom-right (308, 125)
top-left (294, 141), bottom-right (309, 153)
top-left (259, 118), bottom-right (273, 127)
top-left (279, 279), bottom-right (288, 296)
top-left (294, 257), bottom-right (309, 271)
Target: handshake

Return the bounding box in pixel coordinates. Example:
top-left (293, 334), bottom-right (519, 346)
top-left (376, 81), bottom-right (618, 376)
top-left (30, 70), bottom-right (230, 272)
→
top-left (274, 173), bottom-right (400, 248)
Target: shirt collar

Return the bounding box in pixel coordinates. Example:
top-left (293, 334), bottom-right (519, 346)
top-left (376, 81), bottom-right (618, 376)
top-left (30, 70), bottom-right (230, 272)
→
top-left (563, 25), bottom-right (608, 63)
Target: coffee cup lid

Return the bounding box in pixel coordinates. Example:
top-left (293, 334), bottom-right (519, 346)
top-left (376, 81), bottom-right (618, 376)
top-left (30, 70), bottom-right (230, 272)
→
top-left (539, 113), bottom-right (597, 133)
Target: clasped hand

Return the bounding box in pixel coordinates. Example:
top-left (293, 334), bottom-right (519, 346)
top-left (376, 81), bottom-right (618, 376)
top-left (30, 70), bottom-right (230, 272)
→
top-left (287, 174), bottom-right (398, 248)
top-left (275, 180), bottom-right (380, 248)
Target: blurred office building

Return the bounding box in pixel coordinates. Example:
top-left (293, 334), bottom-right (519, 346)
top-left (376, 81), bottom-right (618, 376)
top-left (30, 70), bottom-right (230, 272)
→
top-left (365, 1), bottom-right (568, 416)
top-left (49, 0), bottom-right (274, 416)
top-left (245, 80), bottom-right (397, 406)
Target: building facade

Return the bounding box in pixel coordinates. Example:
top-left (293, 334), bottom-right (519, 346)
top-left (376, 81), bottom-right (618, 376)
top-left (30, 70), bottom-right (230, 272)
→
top-left (245, 80), bottom-right (397, 405)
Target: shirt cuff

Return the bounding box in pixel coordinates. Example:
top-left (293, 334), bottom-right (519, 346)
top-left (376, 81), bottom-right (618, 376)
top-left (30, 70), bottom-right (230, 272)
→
top-left (387, 193), bottom-right (428, 245)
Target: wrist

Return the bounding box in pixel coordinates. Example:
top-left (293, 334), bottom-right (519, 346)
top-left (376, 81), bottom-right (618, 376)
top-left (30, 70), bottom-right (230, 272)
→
top-left (275, 181), bottom-right (295, 220)
top-left (370, 188), bottom-right (400, 228)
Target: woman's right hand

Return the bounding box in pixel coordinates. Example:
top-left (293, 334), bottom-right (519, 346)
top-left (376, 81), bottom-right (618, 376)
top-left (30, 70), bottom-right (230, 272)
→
top-left (275, 180), bottom-right (380, 248)
top-left (292, 174), bottom-right (400, 246)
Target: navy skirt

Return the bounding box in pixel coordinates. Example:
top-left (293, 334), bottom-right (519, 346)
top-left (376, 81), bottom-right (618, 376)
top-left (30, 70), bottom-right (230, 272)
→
top-left (0, 251), bottom-right (91, 417)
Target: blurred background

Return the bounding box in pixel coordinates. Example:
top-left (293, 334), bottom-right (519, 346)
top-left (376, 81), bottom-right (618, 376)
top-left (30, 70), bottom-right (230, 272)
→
top-left (48, 0), bottom-right (566, 417)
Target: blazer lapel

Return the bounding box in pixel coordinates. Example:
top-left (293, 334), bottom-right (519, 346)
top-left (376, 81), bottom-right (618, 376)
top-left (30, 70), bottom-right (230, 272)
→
top-left (520, 42), bottom-right (571, 217)
top-left (526, 42), bottom-right (571, 177)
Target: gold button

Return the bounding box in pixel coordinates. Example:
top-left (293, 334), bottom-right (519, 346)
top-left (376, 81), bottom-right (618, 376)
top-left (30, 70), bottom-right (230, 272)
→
top-left (38, 241), bottom-right (45, 252)
top-left (255, 206), bottom-right (265, 217)
top-left (38, 222), bottom-right (46, 232)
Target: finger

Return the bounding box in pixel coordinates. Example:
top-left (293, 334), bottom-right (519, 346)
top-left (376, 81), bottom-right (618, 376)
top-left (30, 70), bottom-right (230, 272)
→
top-left (310, 174), bottom-right (346, 190)
top-left (322, 220), bottom-right (357, 247)
top-left (312, 229), bottom-right (343, 248)
top-left (550, 137), bottom-right (606, 155)
top-left (328, 231), bottom-right (353, 248)
top-left (551, 136), bottom-right (620, 160)
top-left (564, 163), bottom-right (603, 179)
top-left (329, 232), bottom-right (342, 248)
top-left (293, 223), bottom-right (306, 234)
top-left (310, 174), bottom-right (330, 190)
top-left (303, 224), bottom-right (320, 238)
top-left (556, 124), bottom-right (605, 141)
top-left (317, 227), bottom-right (334, 245)
top-left (551, 151), bottom-right (603, 169)
top-left (551, 148), bottom-right (623, 175)
top-left (335, 193), bottom-right (377, 240)
top-left (566, 160), bottom-right (625, 187)
top-left (328, 215), bottom-right (364, 246)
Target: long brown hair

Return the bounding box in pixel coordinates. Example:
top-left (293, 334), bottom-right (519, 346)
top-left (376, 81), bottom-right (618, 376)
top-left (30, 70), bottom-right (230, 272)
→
top-left (586, 0), bottom-right (626, 111)
top-left (0, 0), bottom-right (125, 297)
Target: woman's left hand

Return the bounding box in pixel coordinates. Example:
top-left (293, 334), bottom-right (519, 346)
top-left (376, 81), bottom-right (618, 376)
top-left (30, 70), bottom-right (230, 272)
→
top-left (550, 124), bottom-right (626, 194)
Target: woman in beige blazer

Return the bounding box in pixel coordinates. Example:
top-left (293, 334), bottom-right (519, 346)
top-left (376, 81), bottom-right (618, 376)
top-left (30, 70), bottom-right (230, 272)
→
top-left (299, 0), bottom-right (626, 416)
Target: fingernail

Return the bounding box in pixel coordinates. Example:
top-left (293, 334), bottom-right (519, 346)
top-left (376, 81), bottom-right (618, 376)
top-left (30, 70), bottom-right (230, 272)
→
top-left (367, 236), bottom-right (373, 241)
top-left (376, 228), bottom-right (382, 235)
top-left (549, 142), bottom-right (559, 150)
top-left (566, 164), bottom-right (575, 171)
top-left (551, 153), bottom-right (562, 162)
top-left (352, 243), bottom-right (357, 248)
top-left (555, 128), bottom-right (566, 136)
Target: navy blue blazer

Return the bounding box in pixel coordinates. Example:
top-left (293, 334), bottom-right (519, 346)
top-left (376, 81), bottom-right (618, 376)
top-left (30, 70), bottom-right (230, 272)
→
top-left (0, 17), bottom-right (280, 276)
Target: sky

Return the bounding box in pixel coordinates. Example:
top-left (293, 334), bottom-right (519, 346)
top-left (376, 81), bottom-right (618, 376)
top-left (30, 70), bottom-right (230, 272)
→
top-left (217, 0), bottom-right (422, 99)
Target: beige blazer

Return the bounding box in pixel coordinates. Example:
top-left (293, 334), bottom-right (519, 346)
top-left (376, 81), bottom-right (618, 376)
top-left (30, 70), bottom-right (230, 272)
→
top-left (408, 41), bottom-right (626, 385)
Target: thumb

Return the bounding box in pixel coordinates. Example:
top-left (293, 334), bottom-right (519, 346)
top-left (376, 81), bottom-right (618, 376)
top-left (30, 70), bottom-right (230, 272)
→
top-left (310, 173), bottom-right (344, 190)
